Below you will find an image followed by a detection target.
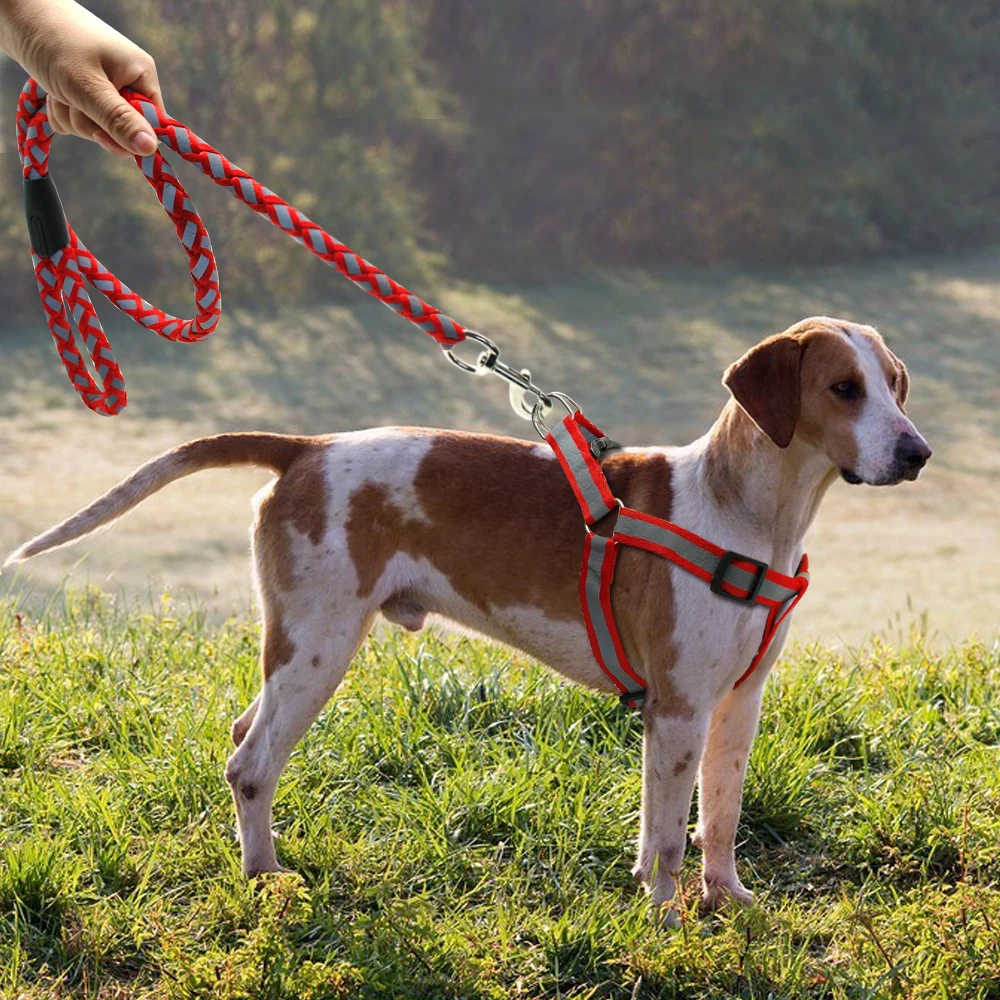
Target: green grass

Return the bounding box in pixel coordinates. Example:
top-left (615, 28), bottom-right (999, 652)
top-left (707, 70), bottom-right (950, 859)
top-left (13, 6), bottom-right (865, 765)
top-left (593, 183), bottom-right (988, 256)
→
top-left (2, 593), bottom-right (999, 998)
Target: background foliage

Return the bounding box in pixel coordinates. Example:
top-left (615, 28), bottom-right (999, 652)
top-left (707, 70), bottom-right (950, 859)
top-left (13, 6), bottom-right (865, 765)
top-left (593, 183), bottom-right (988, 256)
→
top-left (3, 0), bottom-right (1000, 318)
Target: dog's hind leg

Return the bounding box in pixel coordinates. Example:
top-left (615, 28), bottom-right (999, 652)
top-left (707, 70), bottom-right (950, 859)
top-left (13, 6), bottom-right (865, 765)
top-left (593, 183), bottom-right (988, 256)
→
top-left (225, 596), bottom-right (374, 876)
top-left (693, 673), bottom-right (767, 910)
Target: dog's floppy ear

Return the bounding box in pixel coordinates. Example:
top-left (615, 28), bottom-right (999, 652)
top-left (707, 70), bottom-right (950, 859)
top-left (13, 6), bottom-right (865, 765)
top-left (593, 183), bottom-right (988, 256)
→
top-left (890, 351), bottom-right (909, 408)
top-left (722, 334), bottom-right (804, 448)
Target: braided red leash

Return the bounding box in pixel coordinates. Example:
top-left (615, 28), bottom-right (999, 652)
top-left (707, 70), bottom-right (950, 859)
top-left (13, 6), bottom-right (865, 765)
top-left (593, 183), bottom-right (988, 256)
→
top-left (16, 78), bottom-right (467, 416)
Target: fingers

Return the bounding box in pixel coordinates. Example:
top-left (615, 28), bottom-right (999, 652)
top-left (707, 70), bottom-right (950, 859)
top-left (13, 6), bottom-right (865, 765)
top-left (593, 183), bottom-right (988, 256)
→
top-left (9, 0), bottom-right (166, 158)
top-left (46, 96), bottom-right (135, 157)
top-left (75, 73), bottom-right (158, 156)
top-left (128, 63), bottom-right (164, 112)
top-left (44, 97), bottom-right (71, 135)
top-left (93, 129), bottom-right (131, 157)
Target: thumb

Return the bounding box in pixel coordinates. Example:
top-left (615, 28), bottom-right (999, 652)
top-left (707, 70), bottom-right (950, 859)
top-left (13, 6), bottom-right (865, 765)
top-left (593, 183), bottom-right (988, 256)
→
top-left (80, 78), bottom-right (158, 156)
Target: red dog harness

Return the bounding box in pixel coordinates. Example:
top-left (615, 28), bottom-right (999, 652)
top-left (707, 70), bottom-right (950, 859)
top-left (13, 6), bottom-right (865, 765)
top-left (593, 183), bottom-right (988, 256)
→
top-left (547, 410), bottom-right (810, 709)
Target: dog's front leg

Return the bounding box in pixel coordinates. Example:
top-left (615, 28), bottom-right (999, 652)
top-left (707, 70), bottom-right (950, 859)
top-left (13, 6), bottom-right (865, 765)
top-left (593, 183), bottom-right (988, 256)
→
top-left (633, 709), bottom-right (710, 924)
top-left (693, 674), bottom-right (766, 910)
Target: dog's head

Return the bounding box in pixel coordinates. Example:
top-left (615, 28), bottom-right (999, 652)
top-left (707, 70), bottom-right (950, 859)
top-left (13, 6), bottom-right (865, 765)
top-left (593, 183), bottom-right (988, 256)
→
top-left (722, 316), bottom-right (930, 486)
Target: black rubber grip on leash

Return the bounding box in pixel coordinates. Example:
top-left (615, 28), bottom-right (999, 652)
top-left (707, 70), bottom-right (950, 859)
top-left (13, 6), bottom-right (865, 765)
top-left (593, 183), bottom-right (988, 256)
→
top-left (24, 174), bottom-right (70, 257)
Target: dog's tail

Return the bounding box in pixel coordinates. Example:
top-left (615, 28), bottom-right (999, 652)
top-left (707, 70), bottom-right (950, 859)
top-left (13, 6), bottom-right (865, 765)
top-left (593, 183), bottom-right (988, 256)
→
top-left (4, 433), bottom-right (315, 567)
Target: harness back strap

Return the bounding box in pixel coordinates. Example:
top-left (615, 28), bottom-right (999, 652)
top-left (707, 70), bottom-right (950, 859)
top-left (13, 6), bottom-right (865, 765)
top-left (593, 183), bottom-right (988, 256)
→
top-left (548, 411), bottom-right (619, 524)
top-left (547, 411), bottom-right (810, 708)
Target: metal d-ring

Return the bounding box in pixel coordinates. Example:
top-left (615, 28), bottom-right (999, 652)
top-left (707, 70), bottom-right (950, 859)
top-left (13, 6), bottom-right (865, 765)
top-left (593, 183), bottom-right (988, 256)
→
top-left (509, 373), bottom-right (551, 420)
top-left (531, 391), bottom-right (577, 439)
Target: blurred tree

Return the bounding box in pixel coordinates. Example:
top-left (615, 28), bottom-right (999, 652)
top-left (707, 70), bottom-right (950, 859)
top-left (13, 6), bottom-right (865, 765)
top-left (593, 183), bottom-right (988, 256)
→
top-left (0, 0), bottom-right (447, 319)
top-left (2, 0), bottom-right (1000, 319)
top-left (422, 0), bottom-right (1000, 274)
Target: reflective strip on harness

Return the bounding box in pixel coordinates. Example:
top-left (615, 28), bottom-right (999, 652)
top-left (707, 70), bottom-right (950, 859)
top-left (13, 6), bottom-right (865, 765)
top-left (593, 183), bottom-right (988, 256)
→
top-left (547, 412), bottom-right (618, 524)
top-left (732, 553), bottom-right (809, 687)
top-left (580, 533), bottom-right (646, 708)
top-left (549, 410), bottom-right (811, 707)
top-left (614, 508), bottom-right (805, 606)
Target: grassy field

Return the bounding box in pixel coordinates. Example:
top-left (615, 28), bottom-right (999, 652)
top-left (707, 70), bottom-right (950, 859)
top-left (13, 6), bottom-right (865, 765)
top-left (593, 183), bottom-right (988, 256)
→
top-left (1, 594), bottom-right (999, 999)
top-left (0, 247), bottom-right (997, 645)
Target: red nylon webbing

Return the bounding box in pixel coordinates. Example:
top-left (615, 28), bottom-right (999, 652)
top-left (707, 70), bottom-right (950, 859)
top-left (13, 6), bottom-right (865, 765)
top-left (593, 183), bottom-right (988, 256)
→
top-left (549, 410), bottom-right (810, 703)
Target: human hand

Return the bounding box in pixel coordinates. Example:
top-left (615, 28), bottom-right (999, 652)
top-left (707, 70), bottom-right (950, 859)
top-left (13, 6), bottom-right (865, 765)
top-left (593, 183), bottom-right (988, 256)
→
top-left (0, 0), bottom-right (163, 156)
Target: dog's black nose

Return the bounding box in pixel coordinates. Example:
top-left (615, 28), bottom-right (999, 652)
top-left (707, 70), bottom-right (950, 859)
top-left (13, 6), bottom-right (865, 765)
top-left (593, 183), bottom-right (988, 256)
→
top-left (894, 432), bottom-right (932, 471)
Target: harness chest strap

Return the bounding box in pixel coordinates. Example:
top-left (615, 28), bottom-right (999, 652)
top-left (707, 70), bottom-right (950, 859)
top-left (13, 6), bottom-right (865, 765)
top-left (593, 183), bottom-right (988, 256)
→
top-left (546, 411), bottom-right (810, 710)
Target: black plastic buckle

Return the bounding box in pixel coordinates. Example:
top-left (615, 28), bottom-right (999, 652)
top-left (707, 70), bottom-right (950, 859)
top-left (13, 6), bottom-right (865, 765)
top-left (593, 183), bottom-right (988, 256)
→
top-left (590, 435), bottom-right (621, 460)
top-left (24, 174), bottom-right (70, 258)
top-left (619, 688), bottom-right (646, 710)
top-left (710, 550), bottom-right (768, 604)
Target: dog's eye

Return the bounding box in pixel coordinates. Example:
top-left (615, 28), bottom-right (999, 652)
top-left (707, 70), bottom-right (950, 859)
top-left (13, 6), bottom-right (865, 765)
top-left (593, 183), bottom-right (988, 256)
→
top-left (830, 380), bottom-right (860, 400)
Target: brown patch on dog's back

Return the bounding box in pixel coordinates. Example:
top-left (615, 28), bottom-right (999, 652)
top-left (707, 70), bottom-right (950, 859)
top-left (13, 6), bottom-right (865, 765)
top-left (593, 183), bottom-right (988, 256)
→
top-left (345, 431), bottom-right (682, 699)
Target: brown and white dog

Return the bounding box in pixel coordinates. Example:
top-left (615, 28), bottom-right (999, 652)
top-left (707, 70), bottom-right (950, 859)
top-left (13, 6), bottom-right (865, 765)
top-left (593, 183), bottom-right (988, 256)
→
top-left (6, 316), bottom-right (930, 918)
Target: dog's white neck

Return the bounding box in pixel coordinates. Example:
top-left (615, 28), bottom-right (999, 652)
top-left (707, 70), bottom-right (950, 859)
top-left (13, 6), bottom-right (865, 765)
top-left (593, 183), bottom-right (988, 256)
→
top-left (697, 399), bottom-right (839, 573)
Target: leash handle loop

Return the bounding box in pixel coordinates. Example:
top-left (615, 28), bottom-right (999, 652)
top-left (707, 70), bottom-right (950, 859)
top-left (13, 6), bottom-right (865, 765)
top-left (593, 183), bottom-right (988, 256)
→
top-left (16, 77), bottom-right (468, 415)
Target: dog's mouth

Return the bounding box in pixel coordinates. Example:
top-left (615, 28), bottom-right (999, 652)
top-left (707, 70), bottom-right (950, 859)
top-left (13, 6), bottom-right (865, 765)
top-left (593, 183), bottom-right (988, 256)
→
top-left (841, 466), bottom-right (924, 486)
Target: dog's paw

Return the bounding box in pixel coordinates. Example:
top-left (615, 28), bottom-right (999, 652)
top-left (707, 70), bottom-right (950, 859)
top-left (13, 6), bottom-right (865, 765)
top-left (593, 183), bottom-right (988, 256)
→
top-left (701, 877), bottom-right (755, 912)
top-left (657, 902), bottom-right (682, 930)
top-left (245, 861), bottom-right (291, 879)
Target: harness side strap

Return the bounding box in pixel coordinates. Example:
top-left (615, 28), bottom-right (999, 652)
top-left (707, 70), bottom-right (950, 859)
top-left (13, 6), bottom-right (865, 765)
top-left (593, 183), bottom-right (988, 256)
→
top-left (733, 555), bottom-right (810, 687)
top-left (547, 411), bottom-right (645, 707)
top-left (580, 533), bottom-right (646, 709)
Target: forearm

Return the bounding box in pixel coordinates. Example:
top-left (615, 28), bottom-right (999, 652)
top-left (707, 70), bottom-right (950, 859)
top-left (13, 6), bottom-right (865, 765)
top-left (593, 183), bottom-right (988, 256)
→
top-left (0, 0), bottom-right (72, 64)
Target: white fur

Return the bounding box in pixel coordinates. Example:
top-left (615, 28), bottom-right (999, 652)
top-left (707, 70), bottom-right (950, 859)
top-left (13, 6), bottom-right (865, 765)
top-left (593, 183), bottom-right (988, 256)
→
top-left (848, 332), bottom-right (924, 484)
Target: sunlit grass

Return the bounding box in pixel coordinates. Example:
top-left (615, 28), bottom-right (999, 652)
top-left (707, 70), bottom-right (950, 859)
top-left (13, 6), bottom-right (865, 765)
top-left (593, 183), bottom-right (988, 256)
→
top-left (1, 591), bottom-right (999, 997)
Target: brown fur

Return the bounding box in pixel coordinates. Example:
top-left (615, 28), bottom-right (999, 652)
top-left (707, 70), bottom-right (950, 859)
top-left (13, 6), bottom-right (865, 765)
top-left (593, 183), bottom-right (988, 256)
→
top-left (855, 326), bottom-right (910, 407)
top-left (721, 318), bottom-right (880, 476)
top-left (344, 432), bottom-right (679, 695)
top-left (794, 325), bottom-right (863, 473)
top-left (703, 400), bottom-right (759, 508)
top-left (253, 440), bottom-right (331, 676)
top-left (722, 335), bottom-right (803, 448)
top-left (170, 433), bottom-right (314, 475)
